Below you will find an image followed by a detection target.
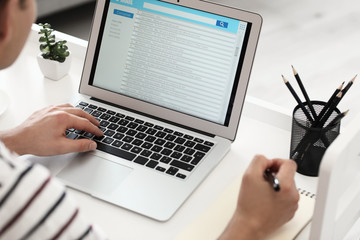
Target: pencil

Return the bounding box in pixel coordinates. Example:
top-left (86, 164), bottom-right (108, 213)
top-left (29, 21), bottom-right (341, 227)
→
top-left (326, 110), bottom-right (349, 128)
top-left (282, 75), bottom-right (314, 122)
top-left (292, 66), bottom-right (317, 119)
top-left (341, 75), bottom-right (356, 98)
top-left (317, 91), bottom-right (343, 127)
top-left (314, 81), bottom-right (344, 124)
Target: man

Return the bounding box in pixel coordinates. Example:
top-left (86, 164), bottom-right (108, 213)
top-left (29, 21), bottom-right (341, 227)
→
top-left (0, 0), bottom-right (300, 239)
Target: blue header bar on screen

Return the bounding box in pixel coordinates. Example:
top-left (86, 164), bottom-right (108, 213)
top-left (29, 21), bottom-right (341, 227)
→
top-left (110, 0), bottom-right (243, 34)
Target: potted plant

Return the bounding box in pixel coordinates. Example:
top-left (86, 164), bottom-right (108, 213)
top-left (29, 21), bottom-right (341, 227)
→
top-left (37, 23), bottom-right (72, 80)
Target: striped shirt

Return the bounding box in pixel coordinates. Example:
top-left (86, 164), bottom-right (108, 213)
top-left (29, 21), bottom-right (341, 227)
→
top-left (0, 142), bottom-right (107, 240)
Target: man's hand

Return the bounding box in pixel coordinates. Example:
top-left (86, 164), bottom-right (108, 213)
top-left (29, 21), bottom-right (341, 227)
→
top-left (219, 155), bottom-right (299, 240)
top-left (0, 104), bottom-right (104, 156)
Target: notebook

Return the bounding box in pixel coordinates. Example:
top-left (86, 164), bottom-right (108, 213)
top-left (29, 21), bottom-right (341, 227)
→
top-left (56, 0), bottom-right (262, 221)
top-left (177, 175), bottom-right (315, 239)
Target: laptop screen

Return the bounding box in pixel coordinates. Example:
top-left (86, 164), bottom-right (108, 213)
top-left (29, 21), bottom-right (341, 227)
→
top-left (88, 0), bottom-right (252, 126)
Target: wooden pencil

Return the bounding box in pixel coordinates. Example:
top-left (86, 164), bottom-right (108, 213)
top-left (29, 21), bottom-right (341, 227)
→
top-left (341, 75), bottom-right (356, 98)
top-left (292, 66), bottom-right (317, 119)
top-left (282, 75), bottom-right (314, 122)
top-left (326, 110), bottom-right (349, 128)
top-left (314, 81), bottom-right (344, 124)
top-left (317, 91), bottom-right (343, 127)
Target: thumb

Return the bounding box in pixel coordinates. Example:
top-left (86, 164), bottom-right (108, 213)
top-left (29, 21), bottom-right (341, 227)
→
top-left (61, 138), bottom-right (97, 154)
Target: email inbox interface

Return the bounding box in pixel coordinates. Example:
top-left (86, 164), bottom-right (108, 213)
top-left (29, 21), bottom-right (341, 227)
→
top-left (93, 0), bottom-right (248, 125)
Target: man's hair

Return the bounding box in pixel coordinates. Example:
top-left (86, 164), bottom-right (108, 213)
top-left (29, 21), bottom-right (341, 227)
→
top-left (0, 0), bottom-right (9, 9)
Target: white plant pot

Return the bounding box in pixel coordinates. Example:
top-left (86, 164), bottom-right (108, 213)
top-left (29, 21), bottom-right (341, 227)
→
top-left (37, 53), bottom-right (72, 80)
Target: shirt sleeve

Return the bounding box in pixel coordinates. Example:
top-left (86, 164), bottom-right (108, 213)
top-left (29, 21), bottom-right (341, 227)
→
top-left (0, 142), bottom-right (108, 240)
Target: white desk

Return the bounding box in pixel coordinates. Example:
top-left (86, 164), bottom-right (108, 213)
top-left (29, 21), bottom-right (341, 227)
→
top-left (1, 20), bottom-right (359, 239)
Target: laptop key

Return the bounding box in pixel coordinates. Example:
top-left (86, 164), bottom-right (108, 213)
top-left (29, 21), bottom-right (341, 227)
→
top-left (205, 141), bottom-right (215, 147)
top-left (121, 143), bottom-right (133, 151)
top-left (132, 139), bottom-right (144, 146)
top-left (160, 156), bottom-right (172, 164)
top-left (131, 146), bottom-right (143, 154)
top-left (150, 153), bottom-right (162, 161)
top-left (176, 173), bottom-right (187, 179)
top-left (104, 130), bottom-right (115, 137)
top-left (191, 152), bottom-right (206, 165)
top-left (184, 141), bottom-right (196, 148)
top-left (145, 136), bottom-right (156, 143)
top-left (96, 142), bottom-right (136, 161)
top-left (141, 150), bottom-right (152, 157)
top-left (170, 160), bottom-right (194, 172)
top-left (83, 108), bottom-right (93, 114)
top-left (78, 101), bottom-right (89, 107)
top-left (109, 116), bottom-right (120, 123)
top-left (117, 126), bottom-right (128, 133)
top-left (141, 142), bottom-right (153, 149)
top-left (93, 135), bottom-right (105, 141)
top-left (134, 156), bottom-right (148, 165)
top-left (194, 143), bottom-right (211, 153)
top-left (181, 155), bottom-right (192, 163)
top-left (146, 160), bottom-right (158, 169)
top-left (119, 119), bottom-right (129, 126)
top-left (155, 131), bottom-right (166, 138)
top-left (66, 132), bottom-right (78, 140)
top-left (103, 137), bottom-right (114, 145)
top-left (146, 128), bottom-right (157, 135)
top-left (112, 140), bottom-right (123, 148)
top-left (108, 123), bottom-right (119, 130)
top-left (156, 166), bottom-right (166, 172)
top-left (106, 110), bottom-right (116, 115)
top-left (83, 132), bottom-right (94, 139)
top-left (166, 167), bottom-right (179, 176)
top-left (91, 111), bottom-right (102, 118)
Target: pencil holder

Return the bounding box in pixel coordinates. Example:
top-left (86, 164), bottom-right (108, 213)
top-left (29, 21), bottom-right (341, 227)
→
top-left (290, 101), bottom-right (341, 177)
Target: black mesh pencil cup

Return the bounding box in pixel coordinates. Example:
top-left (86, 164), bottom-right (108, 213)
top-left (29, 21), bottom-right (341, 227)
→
top-left (290, 101), bottom-right (341, 177)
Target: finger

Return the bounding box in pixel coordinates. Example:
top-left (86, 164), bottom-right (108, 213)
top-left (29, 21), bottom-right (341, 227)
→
top-left (60, 107), bottom-right (100, 126)
top-left (59, 138), bottom-right (98, 154)
top-left (273, 159), bottom-right (297, 181)
top-left (56, 103), bottom-right (73, 108)
top-left (67, 114), bottom-right (103, 136)
top-left (248, 154), bottom-right (273, 176)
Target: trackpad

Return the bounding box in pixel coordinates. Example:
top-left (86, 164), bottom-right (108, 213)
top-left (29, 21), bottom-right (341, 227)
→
top-left (57, 154), bottom-right (133, 196)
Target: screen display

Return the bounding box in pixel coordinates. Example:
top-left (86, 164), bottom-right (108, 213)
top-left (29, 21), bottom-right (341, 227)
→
top-left (90, 0), bottom-right (251, 126)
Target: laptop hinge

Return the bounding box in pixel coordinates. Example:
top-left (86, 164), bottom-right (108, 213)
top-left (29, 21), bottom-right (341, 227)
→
top-left (90, 97), bottom-right (216, 138)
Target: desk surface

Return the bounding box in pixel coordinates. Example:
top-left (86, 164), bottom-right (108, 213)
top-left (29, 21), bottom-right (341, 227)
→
top-left (1, 0), bottom-right (360, 236)
top-left (0, 25), bottom-right (315, 240)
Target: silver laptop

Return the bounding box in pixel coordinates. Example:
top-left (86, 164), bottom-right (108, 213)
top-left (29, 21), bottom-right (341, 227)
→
top-left (57, 0), bottom-right (262, 221)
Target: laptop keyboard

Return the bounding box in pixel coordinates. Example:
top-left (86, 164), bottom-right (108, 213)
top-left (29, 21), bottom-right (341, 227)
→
top-left (66, 101), bottom-right (215, 180)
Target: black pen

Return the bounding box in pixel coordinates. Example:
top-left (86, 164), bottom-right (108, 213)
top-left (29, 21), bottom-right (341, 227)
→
top-left (264, 168), bottom-right (280, 192)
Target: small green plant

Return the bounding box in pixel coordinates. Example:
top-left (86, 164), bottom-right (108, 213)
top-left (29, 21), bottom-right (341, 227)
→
top-left (38, 23), bottom-right (70, 63)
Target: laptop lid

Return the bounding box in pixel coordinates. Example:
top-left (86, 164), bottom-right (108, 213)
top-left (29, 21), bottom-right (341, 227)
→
top-left (79, 0), bottom-right (262, 141)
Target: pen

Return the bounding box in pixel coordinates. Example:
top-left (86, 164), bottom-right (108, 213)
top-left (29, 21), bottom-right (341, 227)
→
top-left (264, 168), bottom-right (280, 192)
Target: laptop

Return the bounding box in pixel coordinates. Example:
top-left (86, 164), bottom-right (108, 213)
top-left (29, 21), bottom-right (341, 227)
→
top-left (310, 112), bottom-right (360, 239)
top-left (56, 0), bottom-right (262, 221)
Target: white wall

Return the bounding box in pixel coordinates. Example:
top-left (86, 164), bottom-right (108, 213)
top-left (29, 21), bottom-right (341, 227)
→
top-left (36, 0), bottom-right (95, 17)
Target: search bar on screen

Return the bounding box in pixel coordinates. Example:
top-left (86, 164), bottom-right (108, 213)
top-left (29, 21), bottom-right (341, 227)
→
top-left (143, 2), bottom-right (228, 28)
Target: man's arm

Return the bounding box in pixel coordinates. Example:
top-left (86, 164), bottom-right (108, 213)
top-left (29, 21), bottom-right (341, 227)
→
top-left (0, 142), bottom-right (107, 239)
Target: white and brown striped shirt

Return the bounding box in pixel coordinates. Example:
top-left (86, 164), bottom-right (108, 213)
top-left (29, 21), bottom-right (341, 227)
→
top-left (0, 142), bottom-right (107, 240)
